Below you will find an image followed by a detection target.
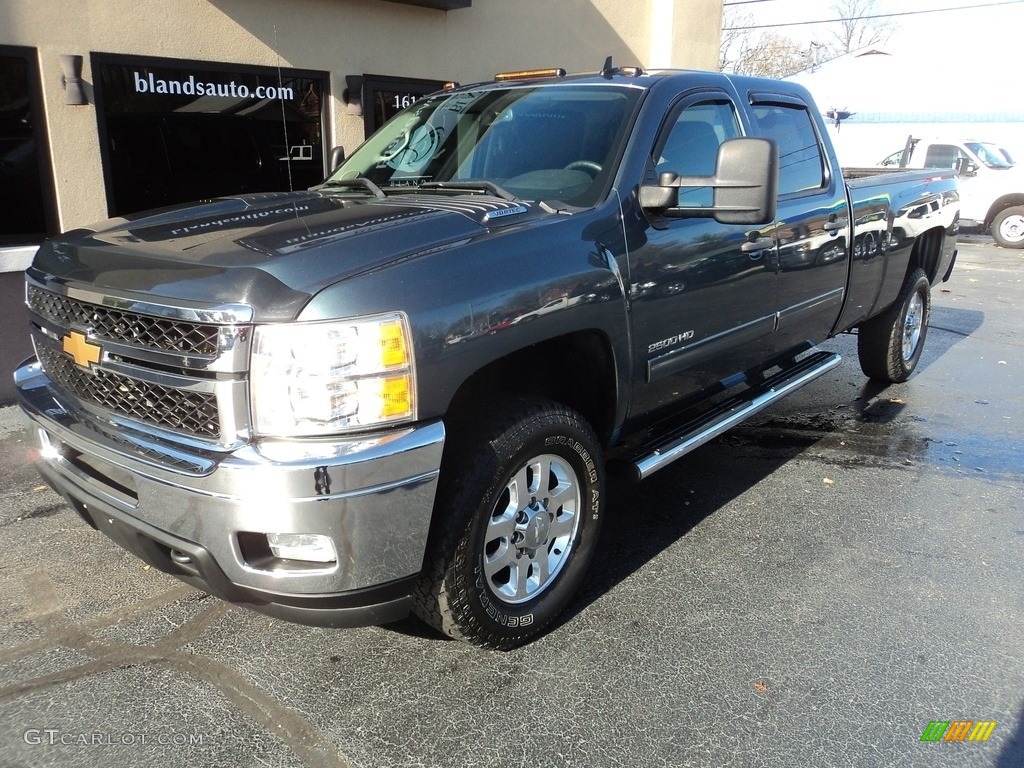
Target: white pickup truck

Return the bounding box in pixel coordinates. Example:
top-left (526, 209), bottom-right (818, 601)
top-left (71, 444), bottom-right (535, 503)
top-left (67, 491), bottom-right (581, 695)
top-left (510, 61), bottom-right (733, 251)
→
top-left (879, 136), bottom-right (1024, 248)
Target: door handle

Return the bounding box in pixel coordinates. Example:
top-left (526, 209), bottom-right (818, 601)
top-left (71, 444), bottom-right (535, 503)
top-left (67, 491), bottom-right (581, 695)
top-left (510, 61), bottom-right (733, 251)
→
top-left (825, 216), bottom-right (848, 235)
top-left (741, 237), bottom-right (775, 257)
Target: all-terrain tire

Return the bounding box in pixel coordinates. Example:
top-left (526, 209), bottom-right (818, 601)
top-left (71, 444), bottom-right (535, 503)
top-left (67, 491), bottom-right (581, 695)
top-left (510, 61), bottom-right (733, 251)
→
top-left (857, 268), bottom-right (931, 383)
top-left (412, 396), bottom-right (605, 650)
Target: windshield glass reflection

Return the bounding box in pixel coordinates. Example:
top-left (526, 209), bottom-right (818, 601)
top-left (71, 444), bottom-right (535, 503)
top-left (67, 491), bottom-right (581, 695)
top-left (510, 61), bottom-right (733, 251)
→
top-left (325, 85), bottom-right (641, 207)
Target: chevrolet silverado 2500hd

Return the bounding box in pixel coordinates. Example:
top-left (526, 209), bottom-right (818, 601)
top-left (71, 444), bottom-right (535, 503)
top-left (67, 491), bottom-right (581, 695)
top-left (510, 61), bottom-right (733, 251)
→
top-left (15, 65), bottom-right (959, 649)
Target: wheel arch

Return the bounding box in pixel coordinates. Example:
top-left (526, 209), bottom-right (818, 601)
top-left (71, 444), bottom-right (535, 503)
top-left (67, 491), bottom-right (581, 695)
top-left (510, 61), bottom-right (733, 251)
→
top-left (905, 226), bottom-right (947, 284)
top-left (985, 193), bottom-right (1024, 226)
top-left (443, 329), bottom-right (619, 446)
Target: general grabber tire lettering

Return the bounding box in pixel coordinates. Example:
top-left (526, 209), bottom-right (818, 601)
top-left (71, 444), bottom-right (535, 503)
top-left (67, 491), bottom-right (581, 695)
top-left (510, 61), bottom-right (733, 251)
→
top-left (412, 396), bottom-right (605, 650)
top-left (857, 268), bottom-right (931, 383)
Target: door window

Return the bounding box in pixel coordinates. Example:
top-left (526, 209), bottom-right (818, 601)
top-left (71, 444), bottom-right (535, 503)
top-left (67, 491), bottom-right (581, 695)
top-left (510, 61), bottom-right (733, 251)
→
top-left (654, 100), bottom-right (740, 209)
top-left (923, 144), bottom-right (966, 169)
top-left (750, 103), bottom-right (826, 195)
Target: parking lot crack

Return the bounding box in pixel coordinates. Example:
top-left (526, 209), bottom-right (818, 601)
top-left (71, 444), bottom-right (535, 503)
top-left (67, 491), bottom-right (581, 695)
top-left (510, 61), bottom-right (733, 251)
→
top-left (1, 571), bottom-right (352, 768)
top-left (163, 653), bottom-right (352, 768)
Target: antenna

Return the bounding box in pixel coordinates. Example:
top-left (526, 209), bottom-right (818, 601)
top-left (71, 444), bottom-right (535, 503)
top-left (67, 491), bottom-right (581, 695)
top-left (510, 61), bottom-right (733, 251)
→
top-left (274, 25), bottom-right (294, 192)
top-left (601, 55), bottom-right (614, 78)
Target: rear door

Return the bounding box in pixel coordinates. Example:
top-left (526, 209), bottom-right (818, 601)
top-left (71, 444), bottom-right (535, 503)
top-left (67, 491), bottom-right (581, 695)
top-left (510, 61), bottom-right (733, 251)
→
top-left (748, 95), bottom-right (850, 353)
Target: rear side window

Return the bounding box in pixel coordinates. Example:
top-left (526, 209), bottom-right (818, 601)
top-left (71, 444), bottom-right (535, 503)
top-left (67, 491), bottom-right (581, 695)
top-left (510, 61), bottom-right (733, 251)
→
top-left (923, 144), bottom-right (964, 169)
top-left (750, 103), bottom-right (825, 195)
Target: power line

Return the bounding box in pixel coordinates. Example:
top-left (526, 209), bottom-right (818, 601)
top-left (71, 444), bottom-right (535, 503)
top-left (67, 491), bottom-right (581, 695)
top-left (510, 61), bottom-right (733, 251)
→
top-left (723, 0), bottom-right (1024, 31)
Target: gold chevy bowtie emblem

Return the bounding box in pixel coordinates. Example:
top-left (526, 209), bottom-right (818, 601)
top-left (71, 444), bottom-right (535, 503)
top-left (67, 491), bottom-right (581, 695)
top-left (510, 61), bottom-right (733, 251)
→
top-left (62, 330), bottom-right (101, 368)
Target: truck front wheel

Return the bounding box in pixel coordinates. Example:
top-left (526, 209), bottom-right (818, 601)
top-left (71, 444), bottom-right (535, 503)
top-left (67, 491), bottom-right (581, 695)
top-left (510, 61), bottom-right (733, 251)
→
top-left (412, 397), bottom-right (605, 649)
top-left (857, 268), bottom-right (931, 383)
top-left (992, 205), bottom-right (1024, 248)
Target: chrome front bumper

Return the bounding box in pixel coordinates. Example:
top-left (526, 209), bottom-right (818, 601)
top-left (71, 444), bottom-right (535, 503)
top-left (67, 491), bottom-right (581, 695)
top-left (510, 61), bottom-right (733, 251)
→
top-left (15, 358), bottom-right (444, 627)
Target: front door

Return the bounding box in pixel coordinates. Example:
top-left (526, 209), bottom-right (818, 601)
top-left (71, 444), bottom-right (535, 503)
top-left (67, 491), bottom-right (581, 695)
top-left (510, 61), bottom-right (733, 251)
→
top-left (626, 94), bottom-right (779, 421)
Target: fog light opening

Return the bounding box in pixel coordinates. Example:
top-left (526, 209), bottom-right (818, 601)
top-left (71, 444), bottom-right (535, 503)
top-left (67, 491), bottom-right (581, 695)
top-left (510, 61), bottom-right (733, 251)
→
top-left (266, 533), bottom-right (337, 564)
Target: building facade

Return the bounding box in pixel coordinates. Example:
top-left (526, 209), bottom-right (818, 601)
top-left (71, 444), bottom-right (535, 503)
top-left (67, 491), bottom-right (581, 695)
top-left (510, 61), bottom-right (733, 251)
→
top-left (1, 0), bottom-right (723, 255)
top-left (0, 0), bottom-right (723, 401)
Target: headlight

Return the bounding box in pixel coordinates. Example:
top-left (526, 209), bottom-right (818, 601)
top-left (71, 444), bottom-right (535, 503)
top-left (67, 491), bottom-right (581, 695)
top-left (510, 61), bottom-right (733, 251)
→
top-left (250, 313), bottom-right (416, 437)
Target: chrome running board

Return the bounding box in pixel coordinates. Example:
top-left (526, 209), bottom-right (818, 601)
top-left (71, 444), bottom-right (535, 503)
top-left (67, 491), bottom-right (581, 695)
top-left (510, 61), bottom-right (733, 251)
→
top-left (629, 351), bottom-right (842, 482)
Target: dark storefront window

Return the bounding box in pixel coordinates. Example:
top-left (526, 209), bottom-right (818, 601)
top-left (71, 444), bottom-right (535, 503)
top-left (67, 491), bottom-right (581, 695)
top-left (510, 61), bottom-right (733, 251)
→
top-left (93, 54), bottom-right (328, 217)
top-left (0, 46), bottom-right (55, 245)
top-left (361, 74), bottom-right (448, 137)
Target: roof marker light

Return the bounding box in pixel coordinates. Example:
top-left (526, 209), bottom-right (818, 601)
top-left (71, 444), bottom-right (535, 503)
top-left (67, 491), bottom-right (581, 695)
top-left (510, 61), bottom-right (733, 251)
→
top-left (494, 68), bottom-right (566, 82)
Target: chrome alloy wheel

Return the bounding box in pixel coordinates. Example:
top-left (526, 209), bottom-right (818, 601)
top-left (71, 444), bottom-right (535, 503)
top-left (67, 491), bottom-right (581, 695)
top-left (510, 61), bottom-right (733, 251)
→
top-left (482, 453), bottom-right (581, 604)
top-left (902, 291), bottom-right (924, 361)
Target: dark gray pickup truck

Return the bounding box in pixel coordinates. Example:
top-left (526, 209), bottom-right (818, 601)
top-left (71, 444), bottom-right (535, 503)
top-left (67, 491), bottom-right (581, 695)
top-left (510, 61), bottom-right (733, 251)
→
top-left (15, 65), bottom-right (958, 649)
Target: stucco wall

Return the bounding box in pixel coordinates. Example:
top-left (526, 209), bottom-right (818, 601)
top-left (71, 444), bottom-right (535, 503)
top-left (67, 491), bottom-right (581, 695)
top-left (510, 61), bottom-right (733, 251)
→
top-left (1, 0), bottom-right (722, 233)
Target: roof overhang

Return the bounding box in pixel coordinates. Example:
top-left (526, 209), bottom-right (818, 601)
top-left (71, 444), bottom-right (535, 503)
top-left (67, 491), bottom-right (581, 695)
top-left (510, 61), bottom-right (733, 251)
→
top-left (380, 0), bottom-right (471, 9)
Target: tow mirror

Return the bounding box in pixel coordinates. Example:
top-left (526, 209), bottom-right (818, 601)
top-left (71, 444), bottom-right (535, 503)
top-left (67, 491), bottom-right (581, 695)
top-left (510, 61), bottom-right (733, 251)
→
top-left (640, 137), bottom-right (778, 225)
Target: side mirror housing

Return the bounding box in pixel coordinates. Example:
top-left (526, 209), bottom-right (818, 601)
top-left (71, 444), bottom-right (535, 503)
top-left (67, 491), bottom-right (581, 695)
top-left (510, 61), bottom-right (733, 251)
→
top-left (329, 145), bottom-right (346, 174)
top-left (955, 157), bottom-right (978, 176)
top-left (639, 137), bottom-right (778, 225)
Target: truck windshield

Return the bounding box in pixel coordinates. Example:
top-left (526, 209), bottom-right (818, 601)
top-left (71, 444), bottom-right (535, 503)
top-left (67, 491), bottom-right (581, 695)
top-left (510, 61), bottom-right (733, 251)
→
top-left (965, 141), bottom-right (1014, 169)
top-left (325, 84), bottom-right (642, 207)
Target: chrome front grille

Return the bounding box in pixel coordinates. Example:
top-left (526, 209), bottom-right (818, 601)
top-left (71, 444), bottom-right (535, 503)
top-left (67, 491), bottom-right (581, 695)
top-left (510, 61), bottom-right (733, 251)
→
top-left (27, 280), bottom-right (252, 445)
top-left (36, 342), bottom-right (221, 438)
top-left (28, 284), bottom-right (221, 355)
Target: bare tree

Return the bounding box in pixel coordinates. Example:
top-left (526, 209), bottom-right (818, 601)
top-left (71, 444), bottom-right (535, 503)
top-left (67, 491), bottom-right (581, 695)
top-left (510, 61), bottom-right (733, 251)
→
top-left (829, 0), bottom-right (894, 54)
top-left (719, 8), bottom-right (754, 72)
top-left (720, 8), bottom-right (813, 78)
top-left (736, 34), bottom-right (810, 79)
top-left (721, 0), bottom-right (894, 77)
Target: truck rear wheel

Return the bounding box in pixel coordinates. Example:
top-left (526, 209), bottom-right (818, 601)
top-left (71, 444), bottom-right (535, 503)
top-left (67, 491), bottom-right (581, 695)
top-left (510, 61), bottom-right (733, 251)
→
top-left (857, 268), bottom-right (931, 383)
top-left (992, 205), bottom-right (1024, 248)
top-left (412, 397), bottom-right (604, 649)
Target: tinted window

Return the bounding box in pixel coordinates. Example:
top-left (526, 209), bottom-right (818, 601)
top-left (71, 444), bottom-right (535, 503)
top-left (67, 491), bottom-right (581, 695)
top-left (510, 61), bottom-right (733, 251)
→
top-left (751, 103), bottom-right (825, 195)
top-left (655, 100), bottom-right (740, 208)
top-left (923, 144), bottom-right (963, 169)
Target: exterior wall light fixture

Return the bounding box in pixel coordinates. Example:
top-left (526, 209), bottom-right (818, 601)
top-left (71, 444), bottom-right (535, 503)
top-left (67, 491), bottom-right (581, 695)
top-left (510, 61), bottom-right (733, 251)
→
top-left (59, 54), bottom-right (88, 105)
top-left (343, 75), bottom-right (363, 117)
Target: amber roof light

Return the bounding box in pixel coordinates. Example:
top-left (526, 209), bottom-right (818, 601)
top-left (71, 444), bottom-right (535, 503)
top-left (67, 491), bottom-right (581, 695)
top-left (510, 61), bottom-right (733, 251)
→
top-left (494, 68), bottom-right (566, 82)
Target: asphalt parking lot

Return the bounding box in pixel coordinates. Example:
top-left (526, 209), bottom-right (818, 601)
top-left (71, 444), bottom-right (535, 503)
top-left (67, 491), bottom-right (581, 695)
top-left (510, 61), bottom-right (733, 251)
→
top-left (0, 237), bottom-right (1021, 768)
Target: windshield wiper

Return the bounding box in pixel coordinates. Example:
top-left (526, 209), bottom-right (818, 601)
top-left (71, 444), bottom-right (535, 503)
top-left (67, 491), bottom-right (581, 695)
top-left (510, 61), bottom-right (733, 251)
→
top-left (316, 177), bottom-right (387, 198)
top-left (418, 180), bottom-right (519, 202)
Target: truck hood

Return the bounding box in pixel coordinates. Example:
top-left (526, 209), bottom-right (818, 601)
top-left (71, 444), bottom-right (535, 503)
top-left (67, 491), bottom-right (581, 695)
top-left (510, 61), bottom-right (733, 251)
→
top-left (32, 191), bottom-right (547, 321)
